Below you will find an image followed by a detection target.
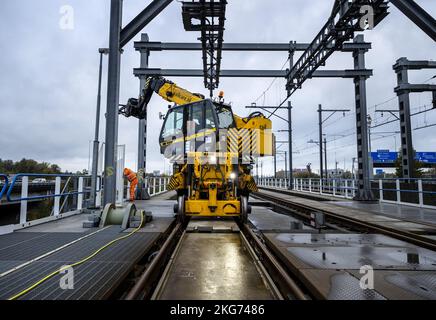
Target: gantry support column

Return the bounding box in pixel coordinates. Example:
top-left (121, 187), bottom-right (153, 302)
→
top-left (395, 60), bottom-right (414, 179)
top-left (353, 35), bottom-right (374, 201)
top-left (103, 0), bottom-right (123, 205)
top-left (287, 101), bottom-right (293, 189)
top-left (137, 34), bottom-right (151, 200)
top-left (287, 48), bottom-right (294, 190)
top-left (393, 58), bottom-right (436, 179)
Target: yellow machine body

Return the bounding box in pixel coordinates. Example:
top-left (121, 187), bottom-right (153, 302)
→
top-left (185, 152), bottom-right (240, 217)
top-left (124, 76), bottom-right (274, 221)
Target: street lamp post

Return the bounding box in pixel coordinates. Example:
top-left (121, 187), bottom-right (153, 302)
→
top-left (323, 136), bottom-right (327, 179)
top-left (284, 151), bottom-right (288, 181)
top-left (90, 48), bottom-right (109, 208)
top-left (367, 115), bottom-right (373, 153)
top-left (247, 103), bottom-right (293, 189)
top-left (367, 115), bottom-right (373, 179)
top-left (274, 138), bottom-right (277, 178)
top-left (318, 104), bottom-right (324, 181)
top-left (317, 105), bottom-right (351, 186)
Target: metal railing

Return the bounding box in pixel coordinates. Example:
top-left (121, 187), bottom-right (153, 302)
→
top-left (126, 177), bottom-right (171, 198)
top-left (0, 174), bottom-right (8, 199)
top-left (146, 177), bottom-right (171, 196)
top-left (257, 177), bottom-right (436, 209)
top-left (3, 173), bottom-right (101, 228)
top-left (373, 178), bottom-right (436, 209)
top-left (1, 172), bottom-right (173, 231)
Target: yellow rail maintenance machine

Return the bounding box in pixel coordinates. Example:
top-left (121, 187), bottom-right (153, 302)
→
top-left (120, 76), bottom-right (274, 223)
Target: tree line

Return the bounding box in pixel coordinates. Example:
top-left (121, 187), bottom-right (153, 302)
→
top-left (0, 158), bottom-right (62, 174)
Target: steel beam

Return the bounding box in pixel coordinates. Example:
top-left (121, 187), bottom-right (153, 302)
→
top-left (181, 0), bottom-right (227, 96)
top-left (393, 59), bottom-right (436, 70)
top-left (105, 0), bottom-right (171, 205)
top-left (133, 41), bottom-right (372, 52)
top-left (312, 70), bottom-right (373, 78)
top-left (286, 0), bottom-right (388, 95)
top-left (287, 51), bottom-right (294, 189)
top-left (137, 34), bottom-right (151, 200)
top-left (390, 0), bottom-right (436, 42)
top-left (396, 65), bottom-right (415, 179)
top-left (392, 57), bottom-right (436, 179)
top-left (318, 104), bottom-right (324, 181)
top-left (353, 35), bottom-right (374, 201)
top-left (395, 84), bottom-right (436, 93)
top-left (103, 0), bottom-right (123, 206)
top-left (133, 68), bottom-right (372, 78)
top-left (120, 0), bottom-right (174, 48)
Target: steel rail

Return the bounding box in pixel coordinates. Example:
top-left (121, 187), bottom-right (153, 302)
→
top-left (127, 218), bottom-right (308, 300)
top-left (125, 223), bottom-right (182, 300)
top-left (252, 191), bottom-right (347, 232)
top-left (258, 186), bottom-right (436, 229)
top-left (240, 224), bottom-right (308, 300)
top-left (150, 230), bottom-right (187, 300)
top-left (253, 190), bottom-right (436, 252)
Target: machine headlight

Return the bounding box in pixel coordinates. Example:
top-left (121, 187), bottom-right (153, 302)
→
top-left (230, 172), bottom-right (236, 180)
top-left (209, 155), bottom-right (217, 164)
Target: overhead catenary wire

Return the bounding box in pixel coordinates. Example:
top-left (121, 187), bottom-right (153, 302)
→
top-left (371, 103), bottom-right (434, 129)
top-left (252, 57), bottom-right (290, 105)
top-left (263, 71), bottom-right (434, 167)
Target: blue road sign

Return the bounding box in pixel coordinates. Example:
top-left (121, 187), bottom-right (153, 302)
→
top-left (415, 152), bottom-right (436, 164)
top-left (371, 150), bottom-right (398, 163)
top-left (371, 150), bottom-right (436, 164)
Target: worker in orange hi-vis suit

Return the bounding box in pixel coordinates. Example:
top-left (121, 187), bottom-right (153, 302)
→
top-left (123, 168), bottom-right (138, 201)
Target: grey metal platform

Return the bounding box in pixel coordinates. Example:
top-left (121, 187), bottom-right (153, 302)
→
top-left (0, 197), bottom-right (176, 300)
top-left (0, 231), bottom-right (93, 274)
top-left (249, 206), bottom-right (315, 233)
top-left (0, 226), bottom-right (161, 300)
top-left (264, 233), bottom-right (436, 300)
top-left (333, 201), bottom-right (436, 226)
top-left (258, 189), bottom-right (436, 235)
top-left (260, 187), bottom-right (436, 227)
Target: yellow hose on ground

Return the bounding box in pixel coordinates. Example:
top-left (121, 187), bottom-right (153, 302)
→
top-left (8, 211), bottom-right (144, 300)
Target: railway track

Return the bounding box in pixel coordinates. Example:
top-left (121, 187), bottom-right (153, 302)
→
top-left (4, 193), bottom-right (435, 300)
top-left (123, 189), bottom-right (436, 300)
top-left (252, 190), bottom-right (436, 252)
top-left (124, 218), bottom-right (309, 300)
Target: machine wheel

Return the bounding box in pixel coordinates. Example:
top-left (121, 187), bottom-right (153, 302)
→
top-left (176, 195), bottom-right (186, 224)
top-left (240, 195), bottom-right (249, 224)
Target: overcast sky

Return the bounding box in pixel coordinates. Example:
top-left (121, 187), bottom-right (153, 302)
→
top-left (0, 0), bottom-right (435, 175)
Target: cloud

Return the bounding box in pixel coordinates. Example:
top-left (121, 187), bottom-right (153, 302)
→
top-left (0, 0), bottom-right (435, 175)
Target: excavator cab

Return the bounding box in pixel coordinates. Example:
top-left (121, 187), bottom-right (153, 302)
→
top-left (159, 99), bottom-right (235, 157)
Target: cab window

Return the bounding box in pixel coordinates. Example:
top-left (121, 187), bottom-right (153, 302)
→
top-left (205, 104), bottom-right (217, 129)
top-left (215, 105), bottom-right (234, 129)
top-left (162, 107), bottom-right (183, 140)
top-left (188, 102), bottom-right (204, 134)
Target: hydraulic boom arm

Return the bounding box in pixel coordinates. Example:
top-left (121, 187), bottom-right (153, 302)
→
top-left (119, 76), bottom-right (205, 119)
